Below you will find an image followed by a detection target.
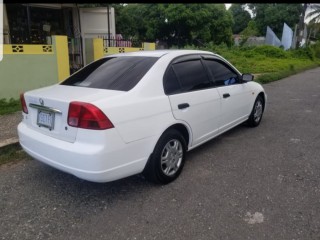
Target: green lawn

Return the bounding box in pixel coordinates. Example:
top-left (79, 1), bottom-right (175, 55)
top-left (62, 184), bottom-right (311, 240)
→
top-left (201, 44), bottom-right (320, 83)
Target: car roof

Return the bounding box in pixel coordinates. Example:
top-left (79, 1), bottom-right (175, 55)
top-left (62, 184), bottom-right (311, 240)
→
top-left (105, 49), bottom-right (216, 58)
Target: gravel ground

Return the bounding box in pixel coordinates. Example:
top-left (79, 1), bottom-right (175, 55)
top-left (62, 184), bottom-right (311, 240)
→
top-left (0, 68), bottom-right (320, 240)
top-left (0, 112), bottom-right (22, 146)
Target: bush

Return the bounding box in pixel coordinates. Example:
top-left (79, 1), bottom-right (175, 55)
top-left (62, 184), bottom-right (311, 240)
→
top-left (252, 45), bottom-right (289, 58)
top-left (310, 41), bottom-right (320, 59)
top-left (243, 51), bottom-right (256, 58)
top-left (289, 47), bottom-right (315, 60)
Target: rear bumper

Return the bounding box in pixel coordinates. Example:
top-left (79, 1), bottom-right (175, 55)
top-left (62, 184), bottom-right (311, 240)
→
top-left (18, 122), bottom-right (157, 182)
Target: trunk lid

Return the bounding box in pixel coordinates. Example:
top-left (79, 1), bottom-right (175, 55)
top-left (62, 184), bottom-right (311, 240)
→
top-left (24, 85), bottom-right (124, 143)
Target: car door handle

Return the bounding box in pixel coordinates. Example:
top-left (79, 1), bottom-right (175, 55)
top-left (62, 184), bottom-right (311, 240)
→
top-left (223, 93), bottom-right (230, 98)
top-left (178, 103), bottom-right (190, 109)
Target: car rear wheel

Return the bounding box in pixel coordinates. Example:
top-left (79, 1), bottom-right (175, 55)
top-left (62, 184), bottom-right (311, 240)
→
top-left (247, 95), bottom-right (264, 127)
top-left (143, 129), bottom-right (187, 184)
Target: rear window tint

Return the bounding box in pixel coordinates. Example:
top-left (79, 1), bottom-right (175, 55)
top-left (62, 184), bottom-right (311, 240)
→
top-left (164, 66), bottom-right (181, 95)
top-left (61, 56), bottom-right (159, 91)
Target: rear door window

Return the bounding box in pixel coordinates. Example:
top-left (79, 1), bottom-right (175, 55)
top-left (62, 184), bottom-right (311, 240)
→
top-left (61, 57), bottom-right (159, 91)
top-left (172, 60), bottom-right (212, 92)
top-left (163, 66), bottom-right (181, 95)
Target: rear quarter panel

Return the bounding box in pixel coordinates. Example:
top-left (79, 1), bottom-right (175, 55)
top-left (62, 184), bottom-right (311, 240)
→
top-left (93, 55), bottom-right (180, 144)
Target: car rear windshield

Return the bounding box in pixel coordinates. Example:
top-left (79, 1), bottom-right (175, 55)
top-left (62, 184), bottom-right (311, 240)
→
top-left (60, 56), bottom-right (159, 91)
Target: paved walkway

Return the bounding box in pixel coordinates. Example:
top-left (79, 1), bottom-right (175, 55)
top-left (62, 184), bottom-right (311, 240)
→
top-left (0, 111), bottom-right (22, 148)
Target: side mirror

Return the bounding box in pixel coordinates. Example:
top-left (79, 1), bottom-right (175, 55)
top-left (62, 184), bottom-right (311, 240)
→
top-left (242, 73), bottom-right (254, 82)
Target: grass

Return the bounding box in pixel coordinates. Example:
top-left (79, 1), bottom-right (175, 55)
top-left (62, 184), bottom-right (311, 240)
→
top-left (0, 143), bottom-right (31, 166)
top-left (255, 63), bottom-right (319, 84)
top-left (184, 43), bottom-right (320, 84)
top-left (226, 53), bottom-right (319, 74)
top-left (0, 98), bottom-right (21, 115)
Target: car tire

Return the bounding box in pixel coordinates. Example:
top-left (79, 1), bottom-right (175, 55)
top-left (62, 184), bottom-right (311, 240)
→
top-left (143, 129), bottom-right (187, 184)
top-left (247, 95), bottom-right (264, 127)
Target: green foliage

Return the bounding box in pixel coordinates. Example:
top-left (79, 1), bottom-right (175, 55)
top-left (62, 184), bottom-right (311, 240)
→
top-left (289, 47), bottom-right (315, 60)
top-left (183, 43), bottom-right (320, 84)
top-left (310, 40), bottom-right (320, 58)
top-left (239, 20), bottom-right (259, 46)
top-left (256, 63), bottom-right (319, 84)
top-left (115, 4), bottom-right (233, 48)
top-left (229, 4), bottom-right (251, 34)
top-left (248, 4), bottom-right (303, 37)
top-left (307, 22), bottom-right (320, 41)
top-left (115, 4), bottom-right (151, 40)
top-left (0, 98), bottom-right (21, 115)
top-left (252, 45), bottom-right (288, 58)
top-left (306, 4), bottom-right (320, 25)
top-left (241, 20), bottom-right (259, 36)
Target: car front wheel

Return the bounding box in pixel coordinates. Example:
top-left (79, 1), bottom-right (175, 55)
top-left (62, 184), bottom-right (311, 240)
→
top-left (143, 129), bottom-right (187, 184)
top-left (247, 95), bottom-right (264, 127)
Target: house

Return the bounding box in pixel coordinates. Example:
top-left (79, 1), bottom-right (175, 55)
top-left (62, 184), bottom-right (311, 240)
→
top-left (3, 3), bottom-right (116, 71)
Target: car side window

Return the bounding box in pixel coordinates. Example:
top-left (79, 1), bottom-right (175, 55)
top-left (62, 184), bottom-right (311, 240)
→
top-left (172, 60), bottom-right (212, 93)
top-left (204, 60), bottom-right (239, 87)
top-left (164, 66), bottom-right (181, 95)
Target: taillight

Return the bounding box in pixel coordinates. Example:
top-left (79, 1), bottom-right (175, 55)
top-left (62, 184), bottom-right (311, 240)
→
top-left (67, 101), bottom-right (114, 130)
top-left (20, 93), bottom-right (28, 114)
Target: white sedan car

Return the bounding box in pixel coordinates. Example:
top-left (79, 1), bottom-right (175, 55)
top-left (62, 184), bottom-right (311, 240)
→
top-left (18, 50), bottom-right (266, 184)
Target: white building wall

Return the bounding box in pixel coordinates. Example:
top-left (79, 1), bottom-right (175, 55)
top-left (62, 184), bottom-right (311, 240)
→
top-left (79, 7), bottom-right (116, 65)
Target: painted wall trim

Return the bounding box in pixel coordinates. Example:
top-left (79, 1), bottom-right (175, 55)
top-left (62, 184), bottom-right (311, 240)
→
top-left (4, 45), bottom-right (54, 54)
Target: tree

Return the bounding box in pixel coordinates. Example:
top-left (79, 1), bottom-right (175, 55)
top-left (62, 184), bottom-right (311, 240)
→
top-left (114, 4), bottom-right (150, 40)
top-left (114, 4), bottom-right (234, 48)
top-left (248, 4), bottom-right (303, 37)
top-left (164, 4), bottom-right (233, 47)
top-left (307, 22), bottom-right (320, 41)
top-left (306, 4), bottom-right (320, 24)
top-left (306, 4), bottom-right (320, 42)
top-left (239, 20), bottom-right (259, 46)
top-left (229, 4), bottom-right (251, 34)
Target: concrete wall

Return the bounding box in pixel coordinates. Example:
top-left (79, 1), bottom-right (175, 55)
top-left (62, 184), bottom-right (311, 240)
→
top-left (0, 35), bottom-right (154, 99)
top-left (0, 36), bottom-right (70, 100)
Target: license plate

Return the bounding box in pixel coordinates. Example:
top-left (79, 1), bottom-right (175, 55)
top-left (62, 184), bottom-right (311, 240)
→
top-left (37, 110), bottom-right (55, 130)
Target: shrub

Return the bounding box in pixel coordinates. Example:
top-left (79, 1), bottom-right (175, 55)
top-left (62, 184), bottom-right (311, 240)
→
top-left (252, 45), bottom-right (288, 58)
top-left (310, 41), bottom-right (320, 59)
top-left (289, 47), bottom-right (315, 60)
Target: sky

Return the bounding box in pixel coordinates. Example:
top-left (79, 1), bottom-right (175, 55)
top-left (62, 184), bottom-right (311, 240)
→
top-left (225, 3), bottom-right (254, 17)
top-left (225, 3), bottom-right (231, 10)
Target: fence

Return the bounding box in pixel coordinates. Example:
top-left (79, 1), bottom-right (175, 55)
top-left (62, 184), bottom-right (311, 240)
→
top-left (100, 36), bottom-right (142, 48)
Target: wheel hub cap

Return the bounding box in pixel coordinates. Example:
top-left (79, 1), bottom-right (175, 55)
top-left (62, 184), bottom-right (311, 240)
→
top-left (160, 139), bottom-right (183, 176)
top-left (254, 100), bottom-right (263, 123)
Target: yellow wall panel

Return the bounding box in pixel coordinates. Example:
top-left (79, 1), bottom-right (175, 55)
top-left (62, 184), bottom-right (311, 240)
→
top-left (52, 36), bottom-right (70, 82)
